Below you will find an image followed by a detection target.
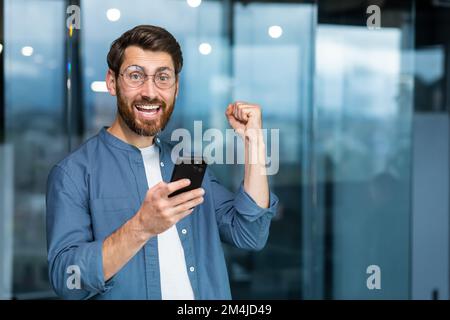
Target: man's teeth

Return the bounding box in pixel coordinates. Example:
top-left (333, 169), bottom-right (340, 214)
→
top-left (136, 105), bottom-right (160, 110)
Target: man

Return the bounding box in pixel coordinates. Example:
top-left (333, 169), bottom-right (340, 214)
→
top-left (46, 25), bottom-right (278, 300)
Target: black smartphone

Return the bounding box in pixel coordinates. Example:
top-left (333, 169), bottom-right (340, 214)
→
top-left (168, 157), bottom-right (207, 197)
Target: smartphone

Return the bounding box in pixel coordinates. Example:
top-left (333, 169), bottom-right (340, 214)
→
top-left (168, 157), bottom-right (207, 197)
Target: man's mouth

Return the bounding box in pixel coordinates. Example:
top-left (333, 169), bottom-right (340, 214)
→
top-left (134, 104), bottom-right (162, 119)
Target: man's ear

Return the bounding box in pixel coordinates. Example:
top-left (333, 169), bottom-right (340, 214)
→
top-left (106, 69), bottom-right (117, 96)
top-left (175, 77), bottom-right (180, 99)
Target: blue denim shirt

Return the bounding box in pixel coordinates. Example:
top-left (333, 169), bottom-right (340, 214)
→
top-left (46, 127), bottom-right (279, 300)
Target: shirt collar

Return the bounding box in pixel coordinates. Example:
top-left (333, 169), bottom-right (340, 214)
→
top-left (99, 126), bottom-right (163, 154)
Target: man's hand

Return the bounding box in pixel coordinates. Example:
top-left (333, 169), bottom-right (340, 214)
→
top-left (225, 102), bottom-right (262, 140)
top-left (102, 179), bottom-right (204, 281)
top-left (136, 179), bottom-right (204, 237)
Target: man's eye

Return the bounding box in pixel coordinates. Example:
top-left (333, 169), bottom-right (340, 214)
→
top-left (129, 73), bottom-right (144, 81)
top-left (157, 74), bottom-right (170, 82)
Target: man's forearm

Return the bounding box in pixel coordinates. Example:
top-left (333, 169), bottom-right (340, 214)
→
top-left (102, 213), bottom-right (153, 281)
top-left (243, 131), bottom-right (269, 209)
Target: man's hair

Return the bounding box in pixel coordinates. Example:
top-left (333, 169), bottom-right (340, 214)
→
top-left (107, 25), bottom-right (183, 76)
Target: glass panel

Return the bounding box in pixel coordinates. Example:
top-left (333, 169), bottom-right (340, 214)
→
top-left (231, 1), bottom-right (315, 299)
top-left (4, 0), bottom-right (65, 298)
top-left (313, 1), bottom-right (415, 299)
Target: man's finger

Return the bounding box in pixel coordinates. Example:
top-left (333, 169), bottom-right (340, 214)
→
top-left (225, 104), bottom-right (233, 116)
top-left (173, 196), bottom-right (204, 215)
top-left (165, 178), bottom-right (191, 196)
top-left (174, 208), bottom-right (195, 222)
top-left (168, 188), bottom-right (205, 206)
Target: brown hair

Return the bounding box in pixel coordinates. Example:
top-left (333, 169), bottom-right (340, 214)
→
top-left (107, 25), bottom-right (183, 76)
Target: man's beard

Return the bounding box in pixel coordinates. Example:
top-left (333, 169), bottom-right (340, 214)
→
top-left (116, 85), bottom-right (175, 137)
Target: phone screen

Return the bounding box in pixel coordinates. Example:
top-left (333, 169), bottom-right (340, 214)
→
top-left (168, 157), bottom-right (207, 197)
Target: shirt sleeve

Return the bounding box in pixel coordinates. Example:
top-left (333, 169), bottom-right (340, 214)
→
top-left (46, 165), bottom-right (115, 299)
top-left (207, 168), bottom-right (279, 251)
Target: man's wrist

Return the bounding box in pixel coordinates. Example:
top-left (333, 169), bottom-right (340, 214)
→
top-left (244, 128), bottom-right (265, 145)
top-left (244, 133), bottom-right (267, 169)
top-left (130, 211), bottom-right (154, 243)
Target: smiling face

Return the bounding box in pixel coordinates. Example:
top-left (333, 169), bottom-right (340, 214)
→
top-left (107, 46), bottom-right (179, 137)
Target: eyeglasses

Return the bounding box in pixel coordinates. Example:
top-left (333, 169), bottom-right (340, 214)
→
top-left (119, 65), bottom-right (176, 89)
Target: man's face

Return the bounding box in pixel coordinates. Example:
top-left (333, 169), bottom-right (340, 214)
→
top-left (108, 46), bottom-right (179, 137)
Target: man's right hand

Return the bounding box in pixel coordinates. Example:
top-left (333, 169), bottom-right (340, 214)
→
top-left (102, 179), bottom-right (204, 281)
top-left (136, 179), bottom-right (204, 237)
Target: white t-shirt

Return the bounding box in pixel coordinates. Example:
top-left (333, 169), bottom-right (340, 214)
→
top-left (139, 144), bottom-right (194, 300)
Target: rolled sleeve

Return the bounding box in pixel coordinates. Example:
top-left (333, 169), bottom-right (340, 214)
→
top-left (46, 165), bottom-right (114, 299)
top-left (233, 182), bottom-right (279, 221)
top-left (208, 169), bottom-right (279, 251)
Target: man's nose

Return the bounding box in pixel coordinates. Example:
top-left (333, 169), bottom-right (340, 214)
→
top-left (139, 77), bottom-right (158, 98)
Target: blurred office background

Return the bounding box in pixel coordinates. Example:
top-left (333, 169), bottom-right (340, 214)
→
top-left (0, 0), bottom-right (449, 299)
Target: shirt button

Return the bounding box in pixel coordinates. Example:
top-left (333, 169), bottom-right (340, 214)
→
top-left (160, 162), bottom-right (164, 167)
top-left (181, 229), bottom-right (187, 235)
top-left (189, 266), bottom-right (195, 272)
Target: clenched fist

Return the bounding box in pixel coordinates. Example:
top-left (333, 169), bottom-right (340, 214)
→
top-left (225, 101), bottom-right (263, 141)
